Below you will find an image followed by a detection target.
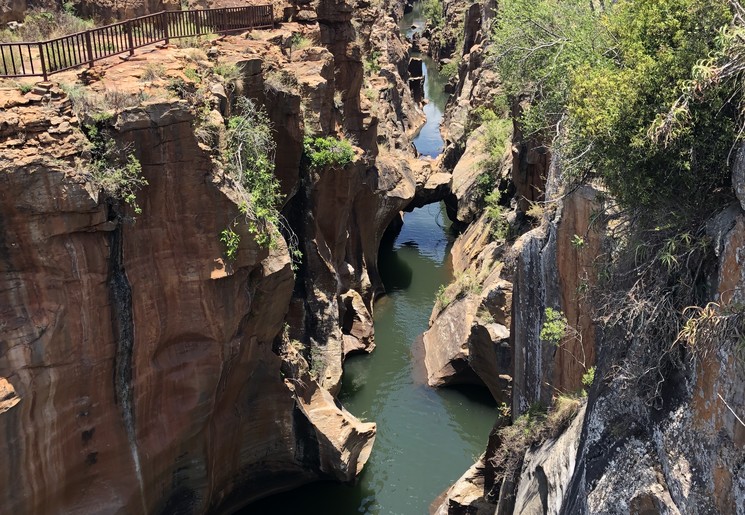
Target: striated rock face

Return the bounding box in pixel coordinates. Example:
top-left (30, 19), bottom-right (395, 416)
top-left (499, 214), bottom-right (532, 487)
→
top-left (437, 183), bottom-right (745, 515)
top-left (0, 68), bottom-right (376, 512)
top-left (447, 123), bottom-right (511, 225)
top-left (430, 1), bottom-right (745, 511)
top-left (514, 203), bottom-right (745, 515)
top-left (438, 0), bottom-right (500, 170)
top-left (292, 151), bottom-right (414, 392)
top-left (278, 0), bottom-right (445, 393)
top-left (353, 0), bottom-right (425, 152)
top-left (431, 454), bottom-right (496, 515)
top-left (428, 0), bottom-right (472, 60)
top-left (1, 0), bottom-right (437, 512)
top-left (511, 183), bottom-right (603, 415)
top-left (512, 404), bottom-right (585, 515)
top-left (404, 157), bottom-right (451, 209)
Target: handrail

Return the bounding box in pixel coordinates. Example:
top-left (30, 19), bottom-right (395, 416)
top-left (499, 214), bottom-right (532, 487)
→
top-left (0, 5), bottom-right (274, 80)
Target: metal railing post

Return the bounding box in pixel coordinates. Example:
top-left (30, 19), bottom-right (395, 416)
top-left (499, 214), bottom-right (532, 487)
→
top-left (126, 20), bottom-right (135, 56)
top-left (38, 43), bottom-right (48, 81)
top-left (163, 12), bottom-right (170, 45)
top-left (84, 31), bottom-right (94, 67)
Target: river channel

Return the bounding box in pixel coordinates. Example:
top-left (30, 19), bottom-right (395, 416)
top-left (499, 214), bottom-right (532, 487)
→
top-left (244, 4), bottom-right (497, 513)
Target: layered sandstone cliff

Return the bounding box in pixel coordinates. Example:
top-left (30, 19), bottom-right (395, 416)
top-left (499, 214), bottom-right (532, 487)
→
top-left (0, 0), bottom-right (433, 508)
top-left (0, 76), bottom-right (379, 513)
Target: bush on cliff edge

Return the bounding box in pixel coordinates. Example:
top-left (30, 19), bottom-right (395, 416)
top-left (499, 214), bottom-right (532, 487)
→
top-left (490, 0), bottom-right (738, 218)
top-left (224, 97), bottom-right (283, 250)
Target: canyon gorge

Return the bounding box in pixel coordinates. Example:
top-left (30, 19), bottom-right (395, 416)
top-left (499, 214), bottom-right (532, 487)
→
top-left (0, 0), bottom-right (743, 514)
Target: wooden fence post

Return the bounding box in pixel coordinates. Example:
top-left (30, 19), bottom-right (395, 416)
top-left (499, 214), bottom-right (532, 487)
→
top-left (163, 12), bottom-right (170, 45)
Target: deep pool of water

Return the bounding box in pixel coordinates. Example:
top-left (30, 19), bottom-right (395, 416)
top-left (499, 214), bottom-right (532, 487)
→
top-left (242, 4), bottom-right (497, 514)
top-left (244, 204), bottom-right (496, 515)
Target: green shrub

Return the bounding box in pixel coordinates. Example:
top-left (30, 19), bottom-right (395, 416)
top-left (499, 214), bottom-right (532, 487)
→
top-left (303, 136), bottom-right (355, 170)
top-left (183, 67), bottom-right (200, 82)
top-left (440, 60), bottom-right (458, 80)
top-left (83, 123), bottom-right (147, 215)
top-left (213, 63), bottom-right (243, 91)
top-left (484, 189), bottom-right (508, 240)
top-left (490, 0), bottom-right (603, 138)
top-left (581, 366), bottom-right (595, 388)
top-left (435, 284), bottom-right (450, 309)
top-left (225, 97), bottom-right (282, 248)
top-left (220, 227), bottom-right (240, 260)
top-left (15, 82), bottom-right (33, 94)
top-left (540, 307), bottom-right (568, 345)
top-left (363, 50), bottom-right (382, 75)
top-left (423, 0), bottom-right (443, 28)
top-left (490, 0), bottom-right (736, 217)
top-left (288, 33), bottom-right (312, 53)
top-left (434, 271), bottom-right (482, 313)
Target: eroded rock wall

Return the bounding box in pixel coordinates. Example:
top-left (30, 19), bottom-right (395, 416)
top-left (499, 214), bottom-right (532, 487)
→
top-left (511, 181), bottom-right (603, 415)
top-left (556, 205), bottom-right (745, 515)
top-left (425, 0), bottom-right (745, 511)
top-left (0, 12), bottom-right (404, 509)
top-left (422, 212), bottom-right (512, 402)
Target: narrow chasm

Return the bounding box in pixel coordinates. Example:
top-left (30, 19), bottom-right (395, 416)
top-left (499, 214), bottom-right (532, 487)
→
top-left (246, 3), bottom-right (498, 514)
top-left (3, 0), bottom-right (745, 513)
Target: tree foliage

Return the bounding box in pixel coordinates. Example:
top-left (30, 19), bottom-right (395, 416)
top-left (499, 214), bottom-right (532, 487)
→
top-left (422, 0), bottom-right (444, 28)
top-left (84, 122), bottom-right (147, 215)
top-left (303, 136), bottom-right (355, 170)
top-left (490, 0), bottom-right (739, 217)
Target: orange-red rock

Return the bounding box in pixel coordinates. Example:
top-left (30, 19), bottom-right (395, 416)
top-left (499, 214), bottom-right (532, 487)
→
top-left (0, 92), bottom-right (375, 513)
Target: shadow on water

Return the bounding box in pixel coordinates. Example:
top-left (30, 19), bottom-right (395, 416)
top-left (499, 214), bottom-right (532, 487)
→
top-left (378, 221), bottom-right (414, 292)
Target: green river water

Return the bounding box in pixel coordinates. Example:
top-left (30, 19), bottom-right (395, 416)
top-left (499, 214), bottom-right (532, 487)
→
top-left (243, 4), bottom-right (497, 513)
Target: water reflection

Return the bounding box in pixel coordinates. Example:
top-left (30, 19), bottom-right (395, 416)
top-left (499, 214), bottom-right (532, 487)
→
top-left (412, 59), bottom-right (446, 158)
top-left (402, 1), bottom-right (449, 159)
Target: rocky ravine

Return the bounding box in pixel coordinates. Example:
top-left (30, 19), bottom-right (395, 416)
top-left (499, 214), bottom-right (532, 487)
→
top-left (0, 0), bottom-right (438, 511)
top-left (418, 0), bottom-right (745, 513)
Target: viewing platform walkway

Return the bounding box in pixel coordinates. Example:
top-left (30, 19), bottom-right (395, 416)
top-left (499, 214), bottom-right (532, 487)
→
top-left (0, 5), bottom-right (274, 80)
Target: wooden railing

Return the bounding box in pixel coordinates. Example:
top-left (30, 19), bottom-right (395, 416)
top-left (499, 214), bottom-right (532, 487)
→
top-left (0, 5), bottom-right (273, 80)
